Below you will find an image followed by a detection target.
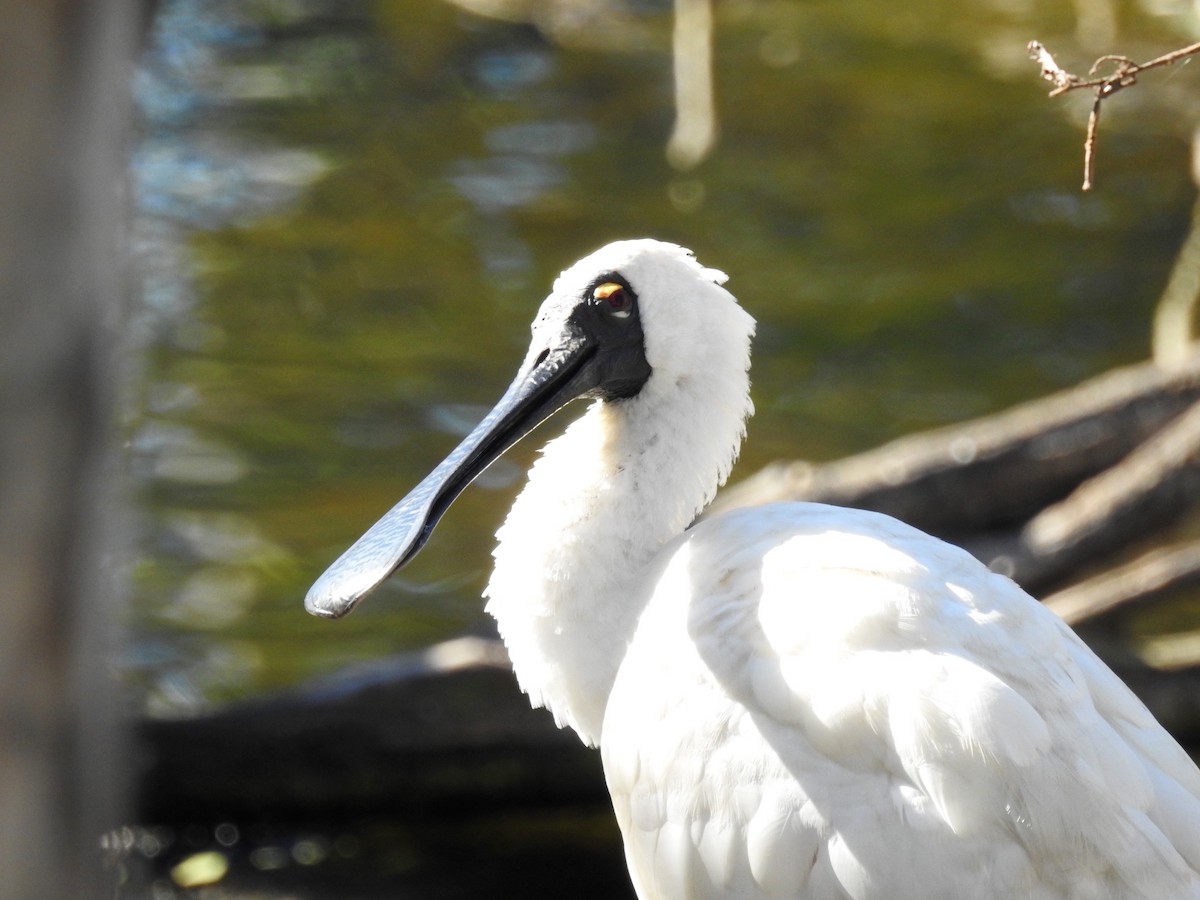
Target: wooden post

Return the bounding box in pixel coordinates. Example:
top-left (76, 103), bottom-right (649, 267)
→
top-left (0, 3), bottom-right (139, 897)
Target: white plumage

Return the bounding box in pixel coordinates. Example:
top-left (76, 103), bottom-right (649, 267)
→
top-left (308, 239), bottom-right (1200, 899)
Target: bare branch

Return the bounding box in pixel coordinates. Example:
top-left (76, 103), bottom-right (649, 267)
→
top-left (1029, 40), bottom-right (1082, 94)
top-left (1083, 97), bottom-right (1101, 191)
top-left (1028, 39), bottom-right (1200, 190)
top-left (1044, 540), bottom-right (1200, 626)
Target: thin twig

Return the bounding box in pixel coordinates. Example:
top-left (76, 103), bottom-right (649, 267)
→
top-left (1028, 39), bottom-right (1200, 190)
top-left (1082, 97), bottom-right (1101, 191)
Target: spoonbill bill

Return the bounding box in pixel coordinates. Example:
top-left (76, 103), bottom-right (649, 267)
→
top-left (307, 239), bottom-right (1200, 899)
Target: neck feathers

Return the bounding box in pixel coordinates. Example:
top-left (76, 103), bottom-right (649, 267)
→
top-left (484, 324), bottom-right (753, 745)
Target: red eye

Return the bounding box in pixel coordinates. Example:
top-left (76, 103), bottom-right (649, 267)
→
top-left (593, 282), bottom-right (633, 318)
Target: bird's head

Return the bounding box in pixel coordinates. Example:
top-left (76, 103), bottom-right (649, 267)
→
top-left (305, 239), bottom-right (754, 619)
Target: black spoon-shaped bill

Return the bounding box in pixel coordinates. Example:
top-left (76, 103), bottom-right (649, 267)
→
top-left (305, 269), bottom-right (651, 619)
top-left (304, 330), bottom-right (598, 619)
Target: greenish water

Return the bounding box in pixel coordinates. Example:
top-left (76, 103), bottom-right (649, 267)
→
top-left (129, 0), bottom-right (1197, 715)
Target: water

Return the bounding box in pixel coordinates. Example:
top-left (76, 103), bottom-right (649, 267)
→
top-left (123, 0), bottom-right (1199, 892)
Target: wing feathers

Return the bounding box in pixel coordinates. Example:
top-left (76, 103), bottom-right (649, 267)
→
top-left (602, 505), bottom-right (1200, 898)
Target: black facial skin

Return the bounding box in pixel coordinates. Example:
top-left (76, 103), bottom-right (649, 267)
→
top-left (575, 273), bottom-right (652, 401)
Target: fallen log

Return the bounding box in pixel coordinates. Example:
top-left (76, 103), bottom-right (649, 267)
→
top-left (136, 637), bottom-right (606, 825)
top-left (965, 398), bottom-right (1200, 590)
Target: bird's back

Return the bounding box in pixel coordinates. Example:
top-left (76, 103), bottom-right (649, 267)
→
top-left (602, 502), bottom-right (1200, 900)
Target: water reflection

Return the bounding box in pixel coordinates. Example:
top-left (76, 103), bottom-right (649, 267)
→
top-left (128, 0), bottom-right (342, 714)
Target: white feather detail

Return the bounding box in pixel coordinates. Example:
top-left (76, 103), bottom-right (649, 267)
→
top-left (473, 241), bottom-right (1200, 899)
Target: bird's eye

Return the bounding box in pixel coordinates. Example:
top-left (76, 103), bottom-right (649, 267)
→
top-left (593, 282), bottom-right (633, 319)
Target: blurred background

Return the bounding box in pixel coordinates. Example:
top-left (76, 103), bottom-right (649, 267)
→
top-left (34, 0), bottom-right (1200, 896)
top-left (127, 0), bottom-right (1198, 714)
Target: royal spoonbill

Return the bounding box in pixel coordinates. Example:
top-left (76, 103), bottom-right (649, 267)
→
top-left (307, 239), bottom-right (1200, 899)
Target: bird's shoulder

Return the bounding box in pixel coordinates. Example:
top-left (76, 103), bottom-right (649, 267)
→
top-left (601, 502), bottom-right (1200, 899)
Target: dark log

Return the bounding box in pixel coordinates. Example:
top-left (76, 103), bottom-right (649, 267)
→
top-left (710, 355), bottom-right (1200, 537)
top-left (1026, 399), bottom-right (1200, 560)
top-left (965, 399), bottom-right (1200, 590)
top-left (136, 638), bottom-right (607, 824)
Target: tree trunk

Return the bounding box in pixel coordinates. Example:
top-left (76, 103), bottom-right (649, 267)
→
top-left (0, 4), bottom-right (139, 898)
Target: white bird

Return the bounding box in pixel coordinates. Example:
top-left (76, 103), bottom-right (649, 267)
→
top-left (307, 239), bottom-right (1200, 899)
